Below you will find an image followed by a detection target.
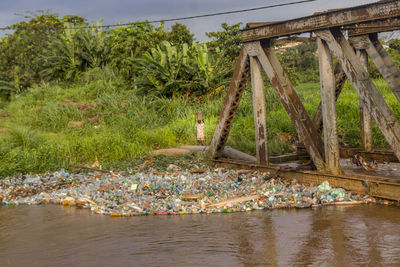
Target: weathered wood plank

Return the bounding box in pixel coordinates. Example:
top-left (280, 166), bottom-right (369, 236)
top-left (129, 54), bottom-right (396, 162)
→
top-left (262, 42), bottom-right (325, 157)
top-left (242, 1), bottom-right (400, 42)
top-left (208, 48), bottom-right (249, 159)
top-left (348, 17), bottom-right (400, 37)
top-left (318, 38), bottom-right (343, 175)
top-left (312, 63), bottom-right (346, 133)
top-left (245, 41), bottom-right (326, 170)
top-left (366, 34), bottom-right (400, 103)
top-left (316, 29), bottom-right (400, 161)
top-left (356, 49), bottom-right (373, 152)
top-left (250, 56), bottom-right (268, 165)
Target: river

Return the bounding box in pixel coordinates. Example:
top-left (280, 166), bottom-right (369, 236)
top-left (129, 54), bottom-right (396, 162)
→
top-left (0, 205), bottom-right (399, 266)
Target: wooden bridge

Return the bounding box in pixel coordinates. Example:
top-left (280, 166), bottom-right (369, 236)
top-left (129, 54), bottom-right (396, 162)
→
top-left (208, 0), bottom-right (400, 201)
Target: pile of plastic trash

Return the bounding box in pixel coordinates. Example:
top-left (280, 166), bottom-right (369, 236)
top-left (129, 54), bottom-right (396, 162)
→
top-left (0, 166), bottom-right (373, 217)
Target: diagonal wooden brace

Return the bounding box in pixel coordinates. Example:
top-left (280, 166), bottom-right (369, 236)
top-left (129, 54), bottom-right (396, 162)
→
top-left (245, 41), bottom-right (326, 170)
top-left (208, 48), bottom-right (250, 159)
top-left (316, 29), bottom-right (400, 161)
top-left (366, 34), bottom-right (400, 103)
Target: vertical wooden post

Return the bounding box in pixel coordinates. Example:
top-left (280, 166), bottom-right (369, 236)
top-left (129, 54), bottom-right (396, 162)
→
top-left (318, 38), bottom-right (343, 175)
top-left (317, 29), bottom-right (400, 162)
top-left (312, 63), bottom-right (347, 133)
top-left (356, 49), bottom-right (373, 152)
top-left (246, 41), bottom-right (326, 170)
top-left (250, 56), bottom-right (268, 165)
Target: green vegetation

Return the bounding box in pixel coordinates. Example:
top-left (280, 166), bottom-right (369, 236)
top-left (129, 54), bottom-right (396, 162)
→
top-left (1, 12), bottom-right (400, 177)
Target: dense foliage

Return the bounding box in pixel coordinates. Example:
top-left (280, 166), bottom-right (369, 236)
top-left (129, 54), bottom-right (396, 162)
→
top-left (2, 12), bottom-right (400, 100)
top-left (1, 13), bottom-right (400, 176)
top-left (0, 12), bottom-right (86, 97)
top-left (131, 41), bottom-right (230, 97)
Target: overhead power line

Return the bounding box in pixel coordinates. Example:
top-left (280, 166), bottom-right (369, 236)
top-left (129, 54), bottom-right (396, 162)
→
top-left (0, 0), bottom-right (316, 31)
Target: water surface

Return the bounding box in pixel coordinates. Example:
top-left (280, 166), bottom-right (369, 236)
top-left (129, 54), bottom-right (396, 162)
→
top-left (0, 205), bottom-right (399, 266)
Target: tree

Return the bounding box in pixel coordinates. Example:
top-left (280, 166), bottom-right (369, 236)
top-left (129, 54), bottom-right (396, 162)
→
top-left (167, 23), bottom-right (194, 46)
top-left (107, 22), bottom-right (195, 82)
top-left (39, 23), bottom-right (110, 82)
top-left (0, 11), bottom-right (87, 95)
top-left (131, 41), bottom-right (230, 98)
top-left (206, 23), bottom-right (242, 61)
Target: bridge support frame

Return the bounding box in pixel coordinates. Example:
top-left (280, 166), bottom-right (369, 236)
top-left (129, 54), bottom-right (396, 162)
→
top-left (208, 0), bottom-right (400, 176)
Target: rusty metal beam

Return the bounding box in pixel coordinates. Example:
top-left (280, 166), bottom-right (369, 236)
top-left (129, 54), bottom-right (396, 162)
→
top-left (316, 29), bottom-right (400, 161)
top-left (208, 48), bottom-right (250, 159)
top-left (318, 37), bottom-right (343, 175)
top-left (242, 0), bottom-right (400, 42)
top-left (245, 41), bottom-right (326, 170)
top-left (214, 158), bottom-right (400, 201)
top-left (250, 56), bottom-right (268, 165)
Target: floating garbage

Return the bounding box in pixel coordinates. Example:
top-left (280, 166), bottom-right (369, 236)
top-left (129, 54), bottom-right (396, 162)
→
top-left (318, 181), bottom-right (331, 192)
top-left (0, 165), bottom-right (374, 217)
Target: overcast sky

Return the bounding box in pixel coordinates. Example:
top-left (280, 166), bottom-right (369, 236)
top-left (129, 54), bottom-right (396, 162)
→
top-left (0, 0), bottom-right (379, 40)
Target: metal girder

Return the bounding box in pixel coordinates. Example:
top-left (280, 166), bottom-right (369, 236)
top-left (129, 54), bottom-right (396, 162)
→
top-left (242, 0), bottom-right (400, 42)
top-left (316, 29), bottom-right (400, 161)
top-left (245, 41), bottom-right (326, 170)
top-left (208, 48), bottom-right (250, 159)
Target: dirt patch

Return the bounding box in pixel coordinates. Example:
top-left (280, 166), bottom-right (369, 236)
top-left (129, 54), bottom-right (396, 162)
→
top-left (67, 121), bottom-right (84, 127)
top-left (153, 148), bottom-right (191, 156)
top-left (61, 99), bottom-right (98, 113)
top-left (88, 115), bottom-right (102, 124)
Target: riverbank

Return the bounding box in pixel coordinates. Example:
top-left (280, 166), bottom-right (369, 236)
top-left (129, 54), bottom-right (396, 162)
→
top-left (0, 158), bottom-right (380, 216)
top-left (1, 75), bottom-right (398, 177)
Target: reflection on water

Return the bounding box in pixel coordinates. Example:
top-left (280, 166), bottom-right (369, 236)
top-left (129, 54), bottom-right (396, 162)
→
top-left (0, 205), bottom-right (399, 266)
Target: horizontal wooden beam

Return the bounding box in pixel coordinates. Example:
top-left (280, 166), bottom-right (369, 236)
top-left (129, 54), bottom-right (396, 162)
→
top-left (347, 17), bottom-right (400, 36)
top-left (316, 28), bottom-right (400, 162)
top-left (242, 0), bottom-right (400, 42)
top-left (214, 158), bottom-right (400, 201)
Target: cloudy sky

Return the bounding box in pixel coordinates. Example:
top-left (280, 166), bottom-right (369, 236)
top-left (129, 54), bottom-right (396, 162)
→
top-left (0, 0), bottom-right (378, 40)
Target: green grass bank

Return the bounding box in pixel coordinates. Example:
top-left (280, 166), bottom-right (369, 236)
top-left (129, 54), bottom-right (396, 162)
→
top-left (0, 68), bottom-right (399, 177)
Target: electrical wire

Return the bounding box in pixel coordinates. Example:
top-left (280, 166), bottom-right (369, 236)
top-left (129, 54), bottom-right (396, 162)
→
top-left (0, 0), bottom-right (316, 31)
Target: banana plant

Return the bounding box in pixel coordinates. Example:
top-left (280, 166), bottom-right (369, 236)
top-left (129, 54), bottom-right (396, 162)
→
top-left (131, 41), bottom-right (230, 98)
top-left (39, 25), bottom-right (82, 81)
top-left (39, 22), bottom-right (111, 82)
top-left (131, 41), bottom-right (188, 97)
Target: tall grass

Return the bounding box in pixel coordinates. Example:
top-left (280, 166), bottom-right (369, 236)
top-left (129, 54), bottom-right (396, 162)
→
top-left (0, 69), bottom-right (399, 177)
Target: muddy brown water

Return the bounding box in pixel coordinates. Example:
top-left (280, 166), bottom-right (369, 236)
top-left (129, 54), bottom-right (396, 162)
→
top-left (0, 205), bottom-right (399, 266)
